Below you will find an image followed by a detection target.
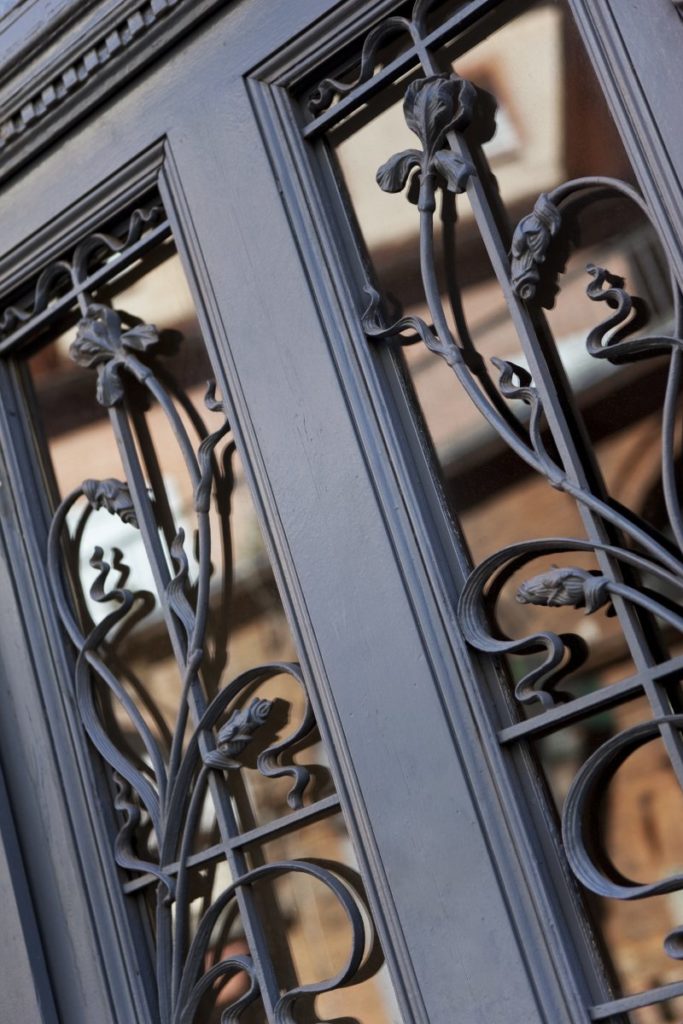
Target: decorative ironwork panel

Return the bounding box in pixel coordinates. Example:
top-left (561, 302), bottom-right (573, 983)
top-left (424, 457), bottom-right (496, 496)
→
top-left (4, 198), bottom-right (394, 1023)
top-left (303, 0), bottom-right (683, 1019)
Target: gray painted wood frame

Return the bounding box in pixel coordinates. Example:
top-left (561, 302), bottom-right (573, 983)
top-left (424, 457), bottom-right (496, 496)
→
top-left (0, 0), bottom-right (679, 1021)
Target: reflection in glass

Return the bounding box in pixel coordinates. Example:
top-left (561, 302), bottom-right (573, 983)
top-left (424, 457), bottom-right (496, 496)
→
top-left (23, 237), bottom-right (399, 1023)
top-left (331, 1), bottom-right (683, 1016)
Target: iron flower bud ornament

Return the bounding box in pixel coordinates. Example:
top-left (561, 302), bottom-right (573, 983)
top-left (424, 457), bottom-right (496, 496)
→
top-left (203, 698), bottom-right (274, 770)
top-left (509, 192), bottom-right (562, 301)
top-left (516, 566), bottom-right (611, 614)
top-left (82, 478), bottom-right (139, 528)
top-left (376, 73), bottom-right (476, 211)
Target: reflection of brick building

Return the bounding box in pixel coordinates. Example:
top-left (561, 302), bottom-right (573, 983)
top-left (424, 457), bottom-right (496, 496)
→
top-left (334, 3), bottom-right (683, 1017)
top-left (32, 251), bottom-right (398, 1021)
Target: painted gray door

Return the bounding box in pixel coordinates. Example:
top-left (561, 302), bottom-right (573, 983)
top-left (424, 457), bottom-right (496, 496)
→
top-left (0, 1), bottom-right (681, 1022)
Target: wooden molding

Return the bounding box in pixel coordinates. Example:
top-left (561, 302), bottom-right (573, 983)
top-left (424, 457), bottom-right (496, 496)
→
top-left (0, 0), bottom-right (228, 185)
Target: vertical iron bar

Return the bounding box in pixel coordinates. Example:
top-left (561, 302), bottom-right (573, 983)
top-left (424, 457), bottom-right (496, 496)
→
top-left (129, 407), bottom-right (180, 558)
top-left (412, 35), bottom-right (683, 779)
top-left (107, 404), bottom-right (283, 1020)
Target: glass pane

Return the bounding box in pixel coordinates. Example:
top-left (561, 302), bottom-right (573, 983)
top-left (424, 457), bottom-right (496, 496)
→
top-left (321, 0), bottom-right (683, 1017)
top-left (14, 210), bottom-right (400, 1024)
top-left (536, 692), bottom-right (683, 1011)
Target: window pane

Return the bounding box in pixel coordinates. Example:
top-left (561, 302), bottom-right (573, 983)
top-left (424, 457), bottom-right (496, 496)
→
top-left (10, 205), bottom-right (400, 1024)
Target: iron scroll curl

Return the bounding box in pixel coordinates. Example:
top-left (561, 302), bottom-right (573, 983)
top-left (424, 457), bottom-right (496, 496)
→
top-left (338, 1), bottom-right (683, 977)
top-left (46, 285), bottom-right (375, 1020)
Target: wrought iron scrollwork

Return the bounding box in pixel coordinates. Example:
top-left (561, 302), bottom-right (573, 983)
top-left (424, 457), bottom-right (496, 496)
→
top-left (459, 538), bottom-right (683, 706)
top-left (362, 71), bottom-right (683, 702)
top-left (0, 203), bottom-right (166, 344)
top-left (44, 225), bottom-right (376, 1020)
top-left (308, 13), bottom-right (414, 115)
top-left (334, 0), bottom-right (683, 1004)
top-left (307, 0), bottom-right (454, 116)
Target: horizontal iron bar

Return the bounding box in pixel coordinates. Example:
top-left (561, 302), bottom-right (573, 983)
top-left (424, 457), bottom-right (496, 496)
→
top-left (302, 0), bottom-right (502, 140)
top-left (0, 219), bottom-right (172, 355)
top-left (498, 653), bottom-right (683, 745)
top-left (590, 979), bottom-right (683, 1019)
top-left (122, 841), bottom-right (226, 895)
top-left (228, 793), bottom-right (341, 849)
top-left (121, 793), bottom-right (341, 894)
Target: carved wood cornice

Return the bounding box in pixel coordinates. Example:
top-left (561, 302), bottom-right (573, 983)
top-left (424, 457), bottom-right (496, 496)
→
top-left (0, 0), bottom-right (228, 185)
top-left (0, 1), bottom-right (178, 152)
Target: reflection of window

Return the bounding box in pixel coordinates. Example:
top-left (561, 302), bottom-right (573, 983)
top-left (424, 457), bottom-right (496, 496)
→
top-left (481, 95), bottom-right (520, 164)
top-left (455, 4), bottom-right (565, 203)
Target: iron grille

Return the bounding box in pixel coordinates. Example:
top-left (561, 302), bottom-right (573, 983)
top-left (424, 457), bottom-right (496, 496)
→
top-left (0, 196), bottom-right (388, 1023)
top-left (303, 0), bottom-right (683, 1019)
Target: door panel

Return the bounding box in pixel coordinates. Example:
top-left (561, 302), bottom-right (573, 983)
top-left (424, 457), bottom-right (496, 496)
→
top-left (266, 1), bottom-right (683, 1021)
top-left (0, 1), bottom-right (681, 1022)
top-left (0, 4), bottom-right (553, 1022)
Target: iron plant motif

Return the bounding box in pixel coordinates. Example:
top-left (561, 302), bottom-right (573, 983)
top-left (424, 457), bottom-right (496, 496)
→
top-left (376, 74), bottom-right (475, 211)
top-left (515, 566), bottom-right (611, 614)
top-left (202, 698), bottom-right (273, 770)
top-left (367, 67), bottom-right (683, 708)
top-left (47, 268), bottom-right (372, 1018)
top-left (458, 538), bottom-right (683, 707)
top-left (346, 0), bottom-right (683, 992)
top-left (509, 192), bottom-right (562, 301)
top-left (82, 477), bottom-right (139, 527)
top-left (70, 303), bottom-right (160, 406)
